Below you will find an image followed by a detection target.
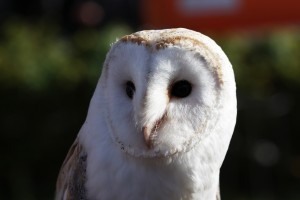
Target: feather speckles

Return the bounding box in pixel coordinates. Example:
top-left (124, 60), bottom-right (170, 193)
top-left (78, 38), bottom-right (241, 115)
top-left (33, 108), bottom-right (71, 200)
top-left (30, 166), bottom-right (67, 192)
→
top-left (56, 139), bottom-right (87, 200)
top-left (120, 29), bottom-right (224, 87)
top-left (121, 34), bottom-right (150, 47)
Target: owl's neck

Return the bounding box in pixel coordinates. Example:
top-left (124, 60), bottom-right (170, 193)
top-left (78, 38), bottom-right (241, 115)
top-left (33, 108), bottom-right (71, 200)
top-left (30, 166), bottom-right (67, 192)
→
top-left (83, 130), bottom-right (220, 200)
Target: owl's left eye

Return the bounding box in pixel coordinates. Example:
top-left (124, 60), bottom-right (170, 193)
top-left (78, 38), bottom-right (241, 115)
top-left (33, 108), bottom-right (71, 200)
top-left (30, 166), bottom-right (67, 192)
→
top-left (170, 80), bottom-right (192, 98)
top-left (126, 81), bottom-right (135, 99)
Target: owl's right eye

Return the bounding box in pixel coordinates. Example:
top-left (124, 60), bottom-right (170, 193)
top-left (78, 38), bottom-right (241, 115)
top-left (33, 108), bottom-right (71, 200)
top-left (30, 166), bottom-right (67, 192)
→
top-left (170, 80), bottom-right (192, 98)
top-left (126, 81), bottom-right (135, 99)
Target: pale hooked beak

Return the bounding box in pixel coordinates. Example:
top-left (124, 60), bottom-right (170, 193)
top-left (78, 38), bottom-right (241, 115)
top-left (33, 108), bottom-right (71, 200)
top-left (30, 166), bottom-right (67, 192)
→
top-left (142, 113), bottom-right (167, 149)
top-left (142, 126), bottom-right (152, 149)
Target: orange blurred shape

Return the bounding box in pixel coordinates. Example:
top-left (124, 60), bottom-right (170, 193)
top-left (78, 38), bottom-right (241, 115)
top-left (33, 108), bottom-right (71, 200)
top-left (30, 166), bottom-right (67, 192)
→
top-left (141, 0), bottom-right (300, 33)
top-left (78, 1), bottom-right (104, 27)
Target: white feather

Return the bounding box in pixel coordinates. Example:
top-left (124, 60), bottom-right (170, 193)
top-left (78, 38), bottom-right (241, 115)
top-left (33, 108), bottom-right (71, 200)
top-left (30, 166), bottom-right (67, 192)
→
top-left (56, 28), bottom-right (237, 200)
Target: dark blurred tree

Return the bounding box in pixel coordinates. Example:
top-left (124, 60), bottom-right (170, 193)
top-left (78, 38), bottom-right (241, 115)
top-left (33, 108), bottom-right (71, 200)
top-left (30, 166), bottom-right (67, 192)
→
top-left (0, 19), bottom-right (300, 200)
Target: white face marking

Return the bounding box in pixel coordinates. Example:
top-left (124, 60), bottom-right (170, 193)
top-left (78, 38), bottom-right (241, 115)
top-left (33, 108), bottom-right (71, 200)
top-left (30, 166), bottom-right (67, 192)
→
top-left (103, 41), bottom-right (222, 158)
top-left (80, 28), bottom-right (236, 160)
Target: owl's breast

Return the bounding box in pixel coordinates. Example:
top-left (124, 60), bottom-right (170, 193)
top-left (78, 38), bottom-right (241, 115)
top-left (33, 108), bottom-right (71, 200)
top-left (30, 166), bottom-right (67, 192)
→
top-left (86, 140), bottom-right (220, 200)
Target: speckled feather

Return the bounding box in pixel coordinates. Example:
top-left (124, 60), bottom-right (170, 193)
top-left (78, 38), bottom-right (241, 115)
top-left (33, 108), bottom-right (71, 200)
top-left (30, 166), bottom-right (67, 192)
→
top-left (56, 138), bottom-right (87, 200)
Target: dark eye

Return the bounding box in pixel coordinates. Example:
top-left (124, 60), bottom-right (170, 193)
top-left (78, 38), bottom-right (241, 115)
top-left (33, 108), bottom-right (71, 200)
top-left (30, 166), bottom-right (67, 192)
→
top-left (171, 80), bottom-right (192, 98)
top-left (126, 81), bottom-right (135, 99)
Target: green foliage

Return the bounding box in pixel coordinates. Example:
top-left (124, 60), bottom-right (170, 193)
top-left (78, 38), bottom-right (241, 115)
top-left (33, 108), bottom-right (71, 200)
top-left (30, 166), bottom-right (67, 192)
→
top-left (0, 20), bottom-right (132, 90)
top-left (219, 29), bottom-right (300, 97)
top-left (1, 21), bottom-right (299, 96)
top-left (1, 20), bottom-right (300, 200)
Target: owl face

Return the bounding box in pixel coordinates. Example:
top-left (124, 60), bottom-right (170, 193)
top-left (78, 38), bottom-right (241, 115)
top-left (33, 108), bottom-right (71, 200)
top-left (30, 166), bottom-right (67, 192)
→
top-left (100, 29), bottom-right (236, 159)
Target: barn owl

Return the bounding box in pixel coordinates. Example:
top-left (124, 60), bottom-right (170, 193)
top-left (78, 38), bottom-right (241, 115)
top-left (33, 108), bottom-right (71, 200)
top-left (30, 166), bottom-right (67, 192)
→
top-left (56, 28), bottom-right (237, 200)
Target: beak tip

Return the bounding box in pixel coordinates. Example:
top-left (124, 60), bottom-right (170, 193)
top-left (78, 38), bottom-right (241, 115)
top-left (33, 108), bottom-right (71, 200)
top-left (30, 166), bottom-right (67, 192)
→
top-left (142, 126), bottom-right (152, 149)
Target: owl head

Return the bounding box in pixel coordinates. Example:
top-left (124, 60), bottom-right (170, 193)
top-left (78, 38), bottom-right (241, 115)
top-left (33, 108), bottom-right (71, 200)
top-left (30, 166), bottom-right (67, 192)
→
top-left (86, 28), bottom-right (236, 161)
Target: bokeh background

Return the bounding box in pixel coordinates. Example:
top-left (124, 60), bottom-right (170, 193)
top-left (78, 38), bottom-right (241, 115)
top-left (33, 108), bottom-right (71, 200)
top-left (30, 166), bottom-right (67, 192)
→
top-left (0, 0), bottom-right (299, 199)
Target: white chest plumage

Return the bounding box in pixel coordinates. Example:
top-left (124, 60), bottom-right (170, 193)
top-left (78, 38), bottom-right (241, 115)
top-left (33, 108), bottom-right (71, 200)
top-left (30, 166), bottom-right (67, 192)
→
top-left (56, 28), bottom-right (237, 200)
top-left (81, 110), bottom-right (224, 200)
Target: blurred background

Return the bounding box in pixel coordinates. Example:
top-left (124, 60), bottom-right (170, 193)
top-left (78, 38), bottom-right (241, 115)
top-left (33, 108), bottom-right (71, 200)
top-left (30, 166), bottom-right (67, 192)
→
top-left (0, 0), bottom-right (299, 199)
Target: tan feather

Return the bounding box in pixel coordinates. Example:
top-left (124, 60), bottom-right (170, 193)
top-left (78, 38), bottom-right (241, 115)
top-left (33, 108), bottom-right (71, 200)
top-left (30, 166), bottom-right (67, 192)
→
top-left (55, 138), bottom-right (87, 200)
